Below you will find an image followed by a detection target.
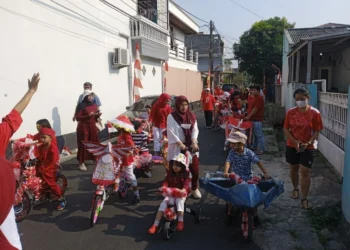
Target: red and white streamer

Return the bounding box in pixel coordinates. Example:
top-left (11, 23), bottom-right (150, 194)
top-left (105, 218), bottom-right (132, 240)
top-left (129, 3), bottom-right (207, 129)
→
top-left (133, 43), bottom-right (143, 102)
top-left (162, 61), bottom-right (168, 92)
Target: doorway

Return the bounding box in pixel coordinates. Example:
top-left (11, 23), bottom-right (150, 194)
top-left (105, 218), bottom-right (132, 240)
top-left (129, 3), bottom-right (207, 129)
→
top-left (318, 67), bottom-right (332, 91)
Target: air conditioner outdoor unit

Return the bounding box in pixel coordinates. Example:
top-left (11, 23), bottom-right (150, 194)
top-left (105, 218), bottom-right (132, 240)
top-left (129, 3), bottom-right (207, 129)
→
top-left (112, 48), bottom-right (130, 68)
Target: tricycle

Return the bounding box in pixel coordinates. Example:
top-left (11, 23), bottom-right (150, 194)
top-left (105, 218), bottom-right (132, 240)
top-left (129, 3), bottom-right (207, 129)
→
top-left (200, 171), bottom-right (284, 242)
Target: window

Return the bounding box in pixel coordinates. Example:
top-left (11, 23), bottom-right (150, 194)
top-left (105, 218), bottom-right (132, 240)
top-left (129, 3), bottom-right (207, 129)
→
top-left (170, 26), bottom-right (175, 49)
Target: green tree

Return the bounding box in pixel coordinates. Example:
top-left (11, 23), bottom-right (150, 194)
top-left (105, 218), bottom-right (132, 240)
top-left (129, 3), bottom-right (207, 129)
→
top-left (233, 17), bottom-right (295, 84)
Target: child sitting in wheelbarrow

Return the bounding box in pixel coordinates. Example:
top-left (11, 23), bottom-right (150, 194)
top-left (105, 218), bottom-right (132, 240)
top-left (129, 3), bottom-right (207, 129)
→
top-left (223, 131), bottom-right (270, 224)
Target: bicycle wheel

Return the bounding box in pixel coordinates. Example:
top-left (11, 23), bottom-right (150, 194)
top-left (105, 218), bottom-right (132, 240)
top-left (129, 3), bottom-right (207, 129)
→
top-left (163, 221), bottom-right (172, 240)
top-left (90, 195), bottom-right (103, 227)
top-left (241, 210), bottom-right (254, 242)
top-left (14, 191), bottom-right (32, 223)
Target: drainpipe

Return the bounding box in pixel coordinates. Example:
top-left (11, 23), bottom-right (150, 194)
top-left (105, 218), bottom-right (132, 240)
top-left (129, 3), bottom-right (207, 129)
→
top-left (119, 32), bottom-right (133, 105)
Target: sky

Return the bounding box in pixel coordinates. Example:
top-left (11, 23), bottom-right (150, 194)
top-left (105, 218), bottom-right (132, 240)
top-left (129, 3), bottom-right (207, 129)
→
top-left (173, 0), bottom-right (350, 59)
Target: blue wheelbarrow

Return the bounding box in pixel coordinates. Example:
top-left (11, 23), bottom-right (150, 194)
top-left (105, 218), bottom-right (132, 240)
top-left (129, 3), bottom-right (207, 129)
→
top-left (200, 171), bottom-right (284, 242)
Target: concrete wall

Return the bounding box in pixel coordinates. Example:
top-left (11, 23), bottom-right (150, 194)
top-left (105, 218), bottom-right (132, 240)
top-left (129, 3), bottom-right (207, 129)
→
top-left (0, 0), bottom-right (161, 142)
top-left (169, 1), bottom-right (199, 33)
top-left (318, 134), bottom-right (345, 176)
top-left (139, 56), bottom-right (163, 97)
top-left (166, 67), bottom-right (201, 102)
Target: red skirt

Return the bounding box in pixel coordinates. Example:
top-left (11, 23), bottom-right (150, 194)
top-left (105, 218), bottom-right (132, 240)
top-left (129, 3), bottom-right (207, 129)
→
top-left (76, 122), bottom-right (100, 163)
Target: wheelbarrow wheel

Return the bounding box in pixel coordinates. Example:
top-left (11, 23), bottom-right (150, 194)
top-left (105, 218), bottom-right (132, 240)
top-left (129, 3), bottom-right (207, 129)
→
top-left (241, 210), bottom-right (254, 242)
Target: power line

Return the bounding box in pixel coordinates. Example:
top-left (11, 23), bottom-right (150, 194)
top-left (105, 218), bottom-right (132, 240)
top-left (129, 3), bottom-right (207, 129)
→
top-left (227, 0), bottom-right (264, 19)
top-left (171, 1), bottom-right (209, 24)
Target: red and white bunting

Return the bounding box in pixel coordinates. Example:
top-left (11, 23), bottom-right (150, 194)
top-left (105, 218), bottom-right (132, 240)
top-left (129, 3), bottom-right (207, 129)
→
top-left (107, 122), bottom-right (118, 133)
top-left (134, 43), bottom-right (143, 102)
top-left (162, 61), bottom-right (168, 92)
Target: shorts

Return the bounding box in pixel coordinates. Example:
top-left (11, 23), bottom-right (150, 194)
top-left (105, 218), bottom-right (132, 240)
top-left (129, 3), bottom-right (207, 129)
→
top-left (158, 197), bottom-right (186, 212)
top-left (285, 146), bottom-right (317, 168)
top-left (120, 165), bottom-right (138, 187)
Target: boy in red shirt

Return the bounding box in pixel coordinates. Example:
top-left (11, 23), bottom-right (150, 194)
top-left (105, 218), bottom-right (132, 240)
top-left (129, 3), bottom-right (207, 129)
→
top-left (244, 85), bottom-right (265, 155)
top-left (36, 127), bottom-right (66, 210)
top-left (202, 88), bottom-right (216, 128)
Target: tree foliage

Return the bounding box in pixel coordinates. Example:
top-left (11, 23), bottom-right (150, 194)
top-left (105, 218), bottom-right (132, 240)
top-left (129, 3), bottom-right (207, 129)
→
top-left (233, 17), bottom-right (295, 84)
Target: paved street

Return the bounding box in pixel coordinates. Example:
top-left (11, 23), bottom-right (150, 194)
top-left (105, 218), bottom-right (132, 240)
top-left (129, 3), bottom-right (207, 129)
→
top-left (17, 112), bottom-right (261, 250)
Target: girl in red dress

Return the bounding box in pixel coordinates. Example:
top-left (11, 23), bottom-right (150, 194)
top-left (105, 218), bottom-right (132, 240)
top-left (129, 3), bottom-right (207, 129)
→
top-left (75, 90), bottom-right (101, 171)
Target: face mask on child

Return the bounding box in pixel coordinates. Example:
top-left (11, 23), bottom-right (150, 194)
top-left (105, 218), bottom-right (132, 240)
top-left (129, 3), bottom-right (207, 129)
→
top-left (296, 100), bottom-right (307, 108)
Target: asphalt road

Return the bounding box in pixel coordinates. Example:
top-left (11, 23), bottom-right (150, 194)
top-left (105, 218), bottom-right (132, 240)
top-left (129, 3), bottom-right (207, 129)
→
top-left (18, 112), bottom-right (261, 250)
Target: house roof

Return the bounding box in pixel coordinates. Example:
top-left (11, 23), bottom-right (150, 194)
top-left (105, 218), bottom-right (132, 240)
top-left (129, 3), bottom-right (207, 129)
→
top-left (317, 23), bottom-right (350, 28)
top-left (286, 26), bottom-right (350, 45)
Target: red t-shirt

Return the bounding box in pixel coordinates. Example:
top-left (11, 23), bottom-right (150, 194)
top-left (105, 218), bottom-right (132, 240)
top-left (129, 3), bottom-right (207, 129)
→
top-left (0, 110), bottom-right (22, 158)
top-left (152, 105), bottom-right (172, 129)
top-left (35, 143), bottom-right (60, 169)
top-left (284, 107), bottom-right (323, 149)
top-left (250, 94), bottom-right (264, 121)
top-left (202, 94), bottom-right (215, 111)
top-left (0, 157), bottom-right (18, 250)
top-left (117, 133), bottom-right (135, 166)
top-left (247, 95), bottom-right (254, 114)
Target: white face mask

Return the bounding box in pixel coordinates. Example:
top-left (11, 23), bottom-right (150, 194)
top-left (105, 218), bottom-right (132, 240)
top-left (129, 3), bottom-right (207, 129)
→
top-left (296, 100), bottom-right (308, 108)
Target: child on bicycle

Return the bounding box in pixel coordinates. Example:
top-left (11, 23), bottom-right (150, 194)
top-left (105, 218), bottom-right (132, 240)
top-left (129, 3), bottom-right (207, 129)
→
top-left (148, 153), bottom-right (191, 234)
top-left (131, 120), bottom-right (152, 177)
top-left (35, 127), bottom-right (66, 210)
top-left (223, 131), bottom-right (269, 224)
top-left (113, 115), bottom-right (141, 205)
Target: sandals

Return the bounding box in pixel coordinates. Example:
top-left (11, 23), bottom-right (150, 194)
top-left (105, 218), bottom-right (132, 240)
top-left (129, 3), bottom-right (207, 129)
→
top-left (301, 199), bottom-right (312, 210)
top-left (290, 189), bottom-right (299, 199)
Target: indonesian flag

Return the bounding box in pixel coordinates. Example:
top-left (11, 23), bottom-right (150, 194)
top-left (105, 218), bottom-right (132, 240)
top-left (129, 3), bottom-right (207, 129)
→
top-left (163, 61), bottom-right (168, 92)
top-left (107, 122), bottom-right (118, 133)
top-left (134, 43), bottom-right (143, 102)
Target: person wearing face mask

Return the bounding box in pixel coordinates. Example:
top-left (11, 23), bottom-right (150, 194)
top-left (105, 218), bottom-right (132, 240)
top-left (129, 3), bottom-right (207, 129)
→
top-left (75, 90), bottom-right (101, 171)
top-left (167, 95), bottom-right (201, 199)
top-left (284, 88), bottom-right (323, 210)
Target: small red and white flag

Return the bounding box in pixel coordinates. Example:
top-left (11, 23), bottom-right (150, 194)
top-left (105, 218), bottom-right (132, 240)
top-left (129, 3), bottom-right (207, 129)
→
top-left (107, 122), bottom-right (118, 133)
top-left (62, 146), bottom-right (71, 156)
top-left (134, 43), bottom-right (143, 101)
top-left (162, 61), bottom-right (169, 92)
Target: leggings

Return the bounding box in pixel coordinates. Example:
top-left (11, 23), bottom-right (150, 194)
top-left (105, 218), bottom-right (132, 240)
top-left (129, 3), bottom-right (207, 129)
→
top-left (204, 110), bottom-right (213, 127)
top-left (189, 155), bottom-right (199, 190)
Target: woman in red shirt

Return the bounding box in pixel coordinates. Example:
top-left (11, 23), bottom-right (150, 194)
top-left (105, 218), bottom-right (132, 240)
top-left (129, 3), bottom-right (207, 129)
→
top-left (284, 88), bottom-right (323, 210)
top-left (75, 90), bottom-right (101, 171)
top-left (202, 88), bottom-right (216, 128)
top-left (149, 93), bottom-right (172, 155)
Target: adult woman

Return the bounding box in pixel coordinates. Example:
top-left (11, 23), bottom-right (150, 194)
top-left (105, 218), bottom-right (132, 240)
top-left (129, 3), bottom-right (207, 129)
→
top-left (75, 90), bottom-right (101, 171)
top-left (149, 93), bottom-right (172, 155)
top-left (284, 88), bottom-right (323, 209)
top-left (167, 95), bottom-right (201, 199)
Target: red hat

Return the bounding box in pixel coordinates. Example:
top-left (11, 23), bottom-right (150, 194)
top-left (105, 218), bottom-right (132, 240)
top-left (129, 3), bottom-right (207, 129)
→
top-left (40, 127), bottom-right (56, 138)
top-left (109, 115), bottom-right (135, 133)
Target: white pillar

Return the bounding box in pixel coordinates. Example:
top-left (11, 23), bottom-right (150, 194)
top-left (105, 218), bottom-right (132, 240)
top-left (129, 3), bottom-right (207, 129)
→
top-left (306, 41), bottom-right (313, 84)
top-left (296, 50), bottom-right (300, 82)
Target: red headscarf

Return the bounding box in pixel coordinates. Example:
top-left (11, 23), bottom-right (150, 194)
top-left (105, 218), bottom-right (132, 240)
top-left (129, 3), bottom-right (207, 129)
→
top-left (150, 93), bottom-right (171, 121)
top-left (171, 95), bottom-right (196, 148)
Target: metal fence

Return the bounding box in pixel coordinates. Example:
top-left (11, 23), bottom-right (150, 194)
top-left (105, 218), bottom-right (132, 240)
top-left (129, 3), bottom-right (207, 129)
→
top-left (318, 92), bottom-right (348, 150)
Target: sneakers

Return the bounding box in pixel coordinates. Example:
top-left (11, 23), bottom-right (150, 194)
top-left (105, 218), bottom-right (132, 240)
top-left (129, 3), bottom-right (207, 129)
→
top-left (191, 189), bottom-right (202, 199)
top-left (79, 164), bottom-right (87, 171)
top-left (148, 224), bottom-right (158, 235)
top-left (56, 198), bottom-right (67, 211)
top-left (176, 221), bottom-right (184, 231)
top-left (132, 196), bottom-right (140, 205)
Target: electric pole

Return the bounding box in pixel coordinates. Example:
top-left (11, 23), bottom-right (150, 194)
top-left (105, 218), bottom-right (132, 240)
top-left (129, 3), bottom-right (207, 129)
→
top-left (209, 20), bottom-right (214, 92)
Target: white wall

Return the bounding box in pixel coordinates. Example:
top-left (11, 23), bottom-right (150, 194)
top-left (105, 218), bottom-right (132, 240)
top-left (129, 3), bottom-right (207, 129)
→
top-left (0, 0), bottom-right (142, 138)
top-left (318, 134), bottom-right (344, 176)
top-left (168, 57), bottom-right (198, 71)
top-left (169, 1), bottom-right (199, 33)
top-left (138, 57), bottom-right (163, 96)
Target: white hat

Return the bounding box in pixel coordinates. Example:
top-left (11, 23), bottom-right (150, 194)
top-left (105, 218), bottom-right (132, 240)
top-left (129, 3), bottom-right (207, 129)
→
top-left (205, 88), bottom-right (210, 91)
top-left (226, 131), bottom-right (247, 144)
top-left (172, 153), bottom-right (189, 169)
top-left (80, 89), bottom-right (93, 103)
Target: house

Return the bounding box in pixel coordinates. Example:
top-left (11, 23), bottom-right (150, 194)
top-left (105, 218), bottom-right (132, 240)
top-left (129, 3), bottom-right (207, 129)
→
top-left (0, 0), bottom-right (201, 151)
top-left (281, 23), bottom-right (350, 176)
top-left (185, 33), bottom-right (225, 86)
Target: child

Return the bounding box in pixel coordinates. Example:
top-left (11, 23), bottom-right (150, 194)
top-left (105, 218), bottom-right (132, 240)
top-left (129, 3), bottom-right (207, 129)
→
top-left (113, 115), bottom-right (140, 205)
top-left (131, 120), bottom-right (152, 178)
top-left (35, 127), bottom-right (66, 210)
top-left (161, 130), bottom-right (169, 172)
top-left (148, 153), bottom-right (191, 234)
top-left (223, 131), bottom-right (269, 224)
